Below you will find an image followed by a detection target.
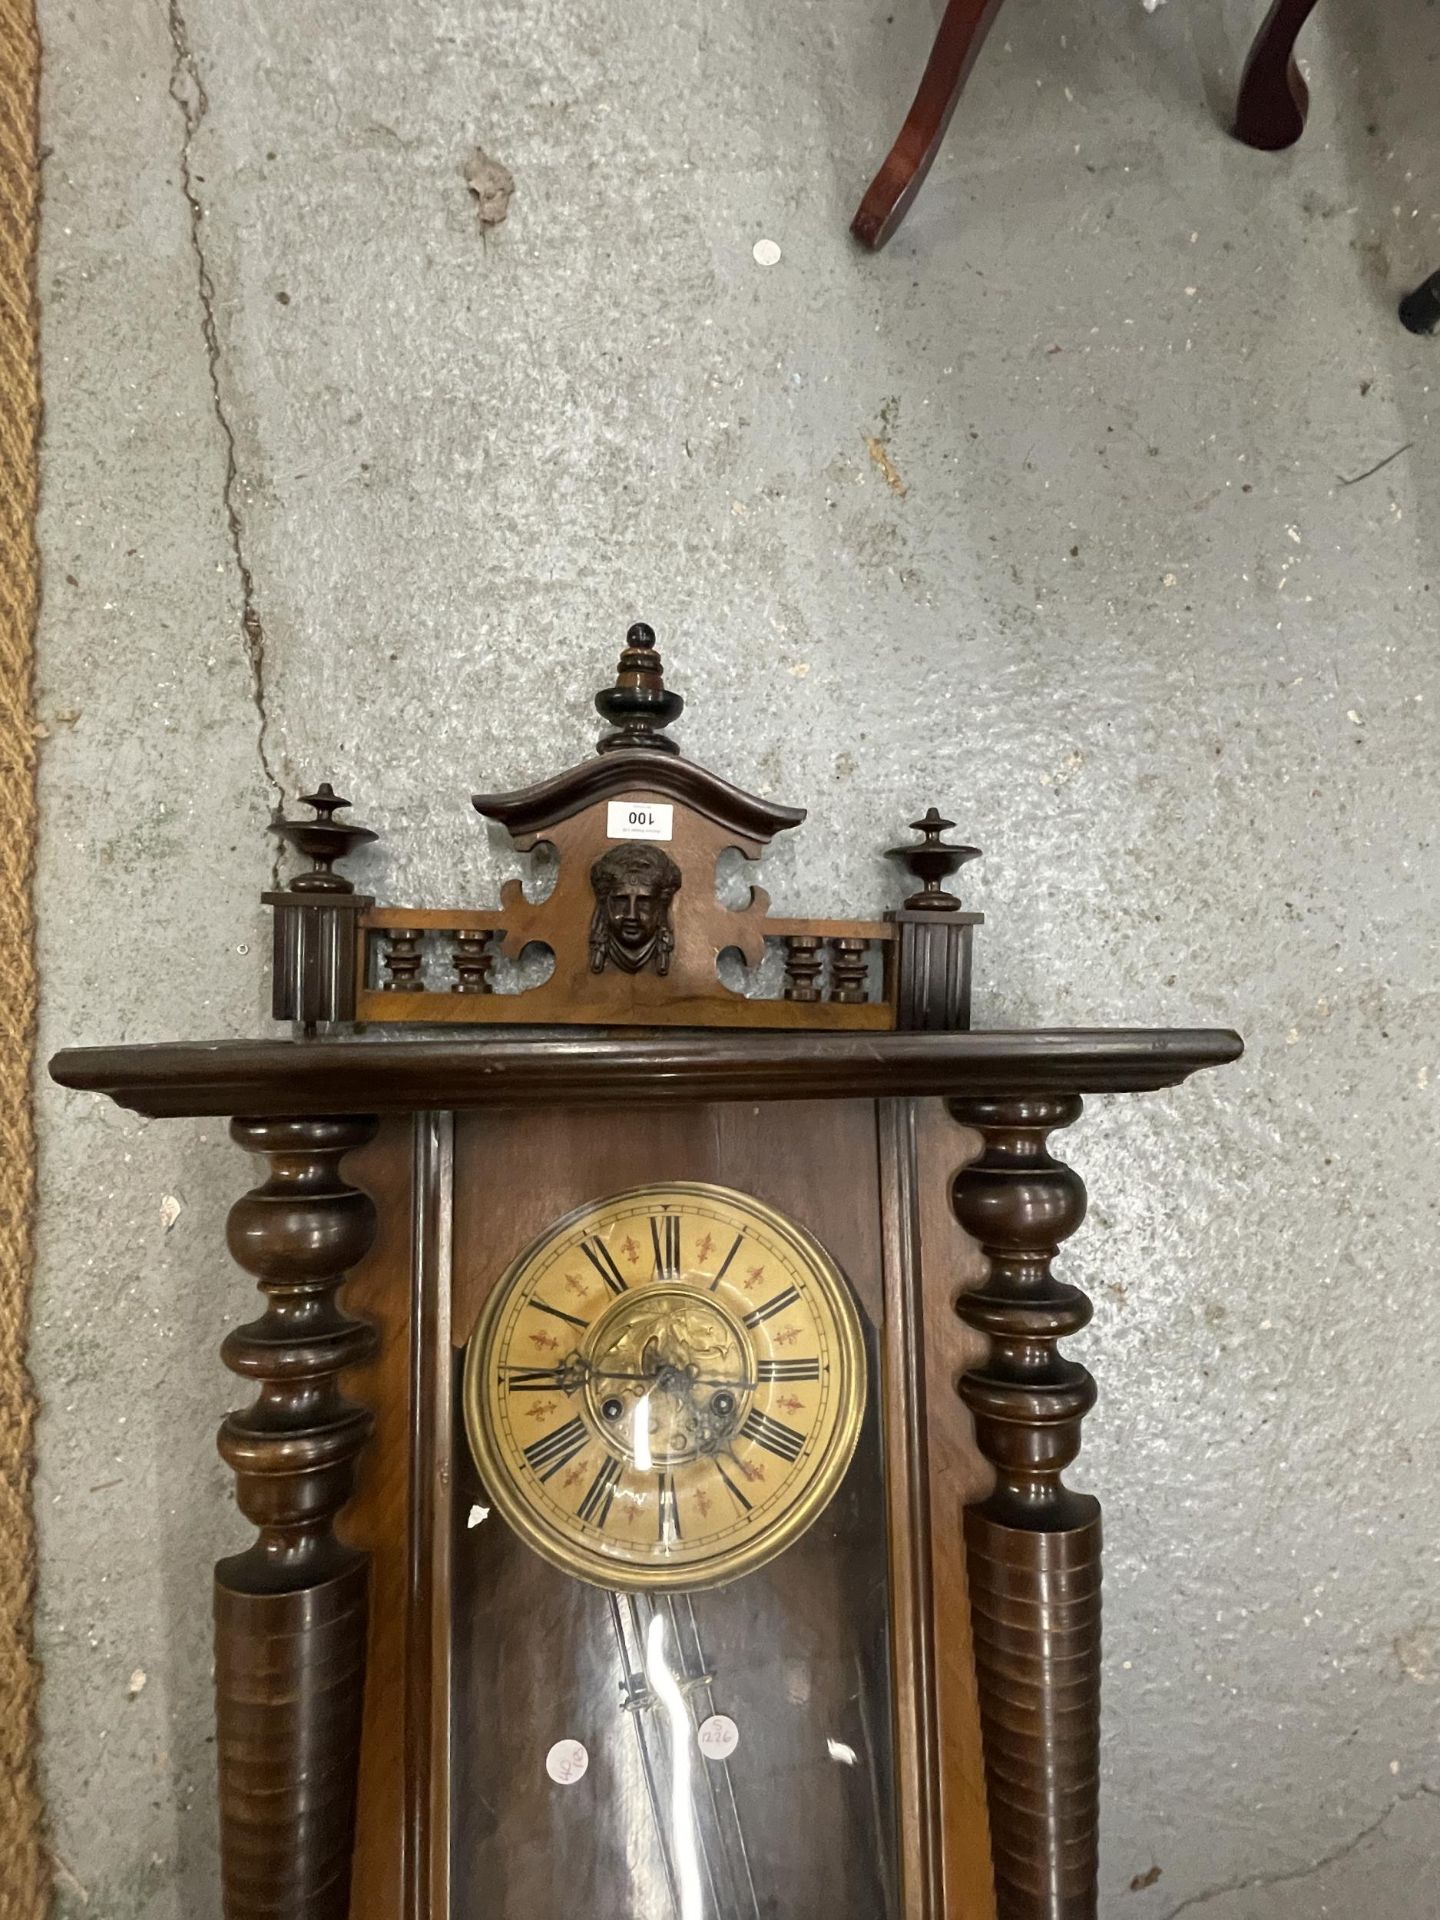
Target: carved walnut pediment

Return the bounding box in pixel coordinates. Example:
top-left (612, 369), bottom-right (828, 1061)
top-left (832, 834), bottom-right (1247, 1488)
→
top-left (264, 622), bottom-right (982, 1031)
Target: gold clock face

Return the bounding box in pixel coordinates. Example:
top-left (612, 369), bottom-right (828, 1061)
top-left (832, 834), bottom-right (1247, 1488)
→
top-left (463, 1182), bottom-right (867, 1592)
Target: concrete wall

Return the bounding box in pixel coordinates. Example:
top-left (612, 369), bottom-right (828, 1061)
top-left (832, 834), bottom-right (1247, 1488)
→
top-left (32, 1), bottom-right (1438, 1914)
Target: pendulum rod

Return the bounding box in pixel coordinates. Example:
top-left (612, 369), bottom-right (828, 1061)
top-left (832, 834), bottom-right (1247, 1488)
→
top-left (605, 1590), bottom-right (763, 1920)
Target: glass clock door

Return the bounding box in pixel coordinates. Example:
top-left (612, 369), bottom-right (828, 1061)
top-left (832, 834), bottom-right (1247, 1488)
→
top-left (448, 1182), bottom-right (900, 1920)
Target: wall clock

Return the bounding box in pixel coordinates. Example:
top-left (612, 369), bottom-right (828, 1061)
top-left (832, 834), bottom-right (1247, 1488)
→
top-left (50, 623), bottom-right (1242, 1920)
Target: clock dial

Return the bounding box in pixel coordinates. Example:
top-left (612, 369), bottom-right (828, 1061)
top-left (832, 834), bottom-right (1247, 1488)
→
top-left (462, 1182), bottom-right (866, 1591)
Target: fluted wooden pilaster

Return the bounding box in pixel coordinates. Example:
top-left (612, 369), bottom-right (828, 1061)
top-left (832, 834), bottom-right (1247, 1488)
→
top-left (950, 1095), bottom-right (1099, 1920)
top-left (217, 1115), bottom-right (379, 1920)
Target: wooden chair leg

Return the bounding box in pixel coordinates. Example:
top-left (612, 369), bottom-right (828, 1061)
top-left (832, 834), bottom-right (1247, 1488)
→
top-left (851, 0), bottom-right (1010, 251)
top-left (1232, 0), bottom-right (1323, 151)
top-left (1400, 268), bottom-right (1440, 337)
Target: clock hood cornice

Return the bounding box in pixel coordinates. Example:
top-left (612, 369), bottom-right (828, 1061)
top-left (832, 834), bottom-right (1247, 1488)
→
top-left (48, 1027), bottom-right (1244, 1118)
top-left (472, 750), bottom-right (806, 846)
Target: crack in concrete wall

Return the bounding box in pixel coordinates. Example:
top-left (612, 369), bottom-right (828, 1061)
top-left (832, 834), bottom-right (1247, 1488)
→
top-left (1163, 1784), bottom-right (1439, 1918)
top-left (164, 0), bottom-right (283, 825)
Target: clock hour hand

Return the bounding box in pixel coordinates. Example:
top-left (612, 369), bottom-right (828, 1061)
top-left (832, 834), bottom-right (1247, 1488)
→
top-left (500, 1353), bottom-right (588, 1393)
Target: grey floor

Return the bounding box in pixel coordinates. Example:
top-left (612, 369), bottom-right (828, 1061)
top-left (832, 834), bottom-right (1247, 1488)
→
top-left (31, 0), bottom-right (1440, 1915)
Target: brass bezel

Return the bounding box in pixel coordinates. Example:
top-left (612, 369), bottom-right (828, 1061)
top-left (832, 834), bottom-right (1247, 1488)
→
top-left (462, 1180), bottom-right (867, 1593)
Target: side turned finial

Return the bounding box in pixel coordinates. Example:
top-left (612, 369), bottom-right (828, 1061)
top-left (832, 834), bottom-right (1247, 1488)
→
top-left (265, 784), bottom-right (378, 1033)
top-left (886, 807), bottom-right (981, 911)
top-left (594, 621), bottom-right (685, 756)
top-left (270, 783), bottom-right (378, 892)
top-left (887, 806), bottom-right (984, 1031)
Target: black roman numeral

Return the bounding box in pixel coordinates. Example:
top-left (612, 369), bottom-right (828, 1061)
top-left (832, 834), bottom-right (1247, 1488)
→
top-left (505, 1367), bottom-right (572, 1391)
top-left (656, 1470), bottom-right (681, 1542)
top-left (522, 1417), bottom-right (589, 1481)
top-left (757, 1358), bottom-right (821, 1383)
top-left (743, 1285), bottom-right (800, 1328)
top-left (578, 1456), bottom-right (623, 1527)
top-left (714, 1458), bottom-right (752, 1513)
top-left (741, 1409), bottom-right (805, 1463)
top-left (580, 1237), bottom-right (628, 1296)
top-left (708, 1232), bottom-right (744, 1293)
top-left (651, 1213), bottom-right (681, 1281)
top-left (531, 1299), bottom-right (589, 1330)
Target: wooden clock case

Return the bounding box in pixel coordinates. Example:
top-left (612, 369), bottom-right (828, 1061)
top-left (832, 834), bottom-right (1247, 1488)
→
top-left (50, 627), bottom-right (1242, 1920)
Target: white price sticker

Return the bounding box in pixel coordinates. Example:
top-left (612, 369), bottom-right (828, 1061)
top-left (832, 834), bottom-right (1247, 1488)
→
top-left (697, 1714), bottom-right (740, 1761)
top-left (545, 1738), bottom-right (589, 1786)
top-left (606, 801), bottom-right (674, 842)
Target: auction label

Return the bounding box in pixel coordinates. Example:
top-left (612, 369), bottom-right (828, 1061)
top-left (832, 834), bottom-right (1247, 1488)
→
top-left (606, 801), bottom-right (673, 842)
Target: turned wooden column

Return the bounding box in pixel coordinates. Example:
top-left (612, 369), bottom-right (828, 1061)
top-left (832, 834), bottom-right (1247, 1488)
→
top-left (949, 1095), bottom-right (1098, 1920)
top-left (218, 1115), bottom-right (380, 1920)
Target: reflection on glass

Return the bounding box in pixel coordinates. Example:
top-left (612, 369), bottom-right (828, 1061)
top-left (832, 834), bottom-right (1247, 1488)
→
top-left (608, 1592), bottom-right (762, 1918)
top-left (633, 1391), bottom-right (654, 1473)
top-left (645, 1612), bottom-right (703, 1920)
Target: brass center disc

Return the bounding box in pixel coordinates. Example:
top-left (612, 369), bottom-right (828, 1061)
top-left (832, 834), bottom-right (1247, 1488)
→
top-left (581, 1285), bottom-right (754, 1468)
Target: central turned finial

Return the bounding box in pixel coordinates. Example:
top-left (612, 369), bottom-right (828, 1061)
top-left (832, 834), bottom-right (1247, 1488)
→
top-left (270, 783), bottom-right (378, 894)
top-left (594, 621), bottom-right (685, 756)
top-left (887, 807), bottom-right (981, 911)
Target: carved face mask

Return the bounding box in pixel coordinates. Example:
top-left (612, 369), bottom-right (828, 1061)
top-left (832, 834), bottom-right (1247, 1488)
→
top-left (588, 844), bottom-right (682, 976)
top-left (605, 883), bottom-right (660, 951)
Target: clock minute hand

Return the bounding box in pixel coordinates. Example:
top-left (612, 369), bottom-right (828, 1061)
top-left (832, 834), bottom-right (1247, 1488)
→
top-left (587, 1366), bottom-right (757, 1390)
